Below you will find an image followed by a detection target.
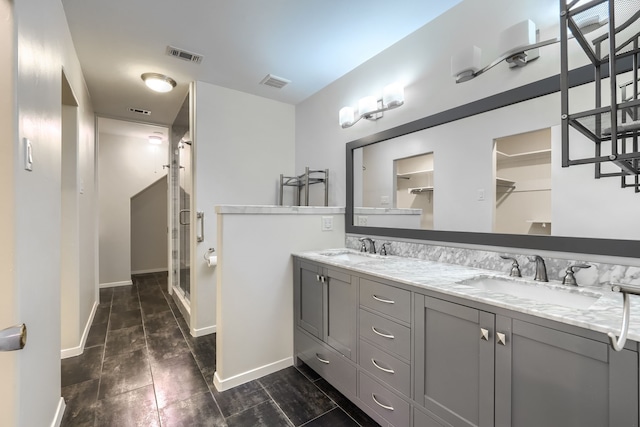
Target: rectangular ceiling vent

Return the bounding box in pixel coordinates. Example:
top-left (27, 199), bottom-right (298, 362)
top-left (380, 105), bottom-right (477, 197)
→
top-left (166, 45), bottom-right (203, 64)
top-left (260, 74), bottom-right (291, 89)
top-left (128, 107), bottom-right (151, 116)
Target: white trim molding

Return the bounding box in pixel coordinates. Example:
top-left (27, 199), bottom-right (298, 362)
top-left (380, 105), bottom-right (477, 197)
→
top-left (60, 301), bottom-right (98, 359)
top-left (213, 357), bottom-right (293, 392)
top-left (99, 280), bottom-right (132, 289)
top-left (191, 324), bottom-right (216, 337)
top-left (50, 397), bottom-right (66, 427)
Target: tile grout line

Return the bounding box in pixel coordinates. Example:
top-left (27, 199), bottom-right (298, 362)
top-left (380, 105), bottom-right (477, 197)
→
top-left (293, 364), bottom-right (370, 427)
top-left (160, 282), bottom-right (230, 425)
top-left (255, 381), bottom-right (296, 427)
top-left (136, 274), bottom-right (164, 426)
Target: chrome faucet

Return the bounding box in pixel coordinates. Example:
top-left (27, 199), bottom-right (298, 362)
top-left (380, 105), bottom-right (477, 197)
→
top-left (562, 263), bottom-right (591, 286)
top-left (359, 237), bottom-right (376, 254)
top-left (528, 255), bottom-right (548, 282)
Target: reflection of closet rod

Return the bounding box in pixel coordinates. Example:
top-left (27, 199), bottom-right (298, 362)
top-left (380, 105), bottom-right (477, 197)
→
top-left (279, 167), bottom-right (329, 206)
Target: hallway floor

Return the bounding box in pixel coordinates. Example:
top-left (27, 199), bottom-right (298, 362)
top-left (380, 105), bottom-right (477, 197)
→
top-left (60, 272), bottom-right (379, 427)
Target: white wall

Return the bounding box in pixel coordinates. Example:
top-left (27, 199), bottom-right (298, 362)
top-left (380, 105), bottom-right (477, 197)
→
top-left (214, 208), bottom-right (345, 391)
top-left (98, 130), bottom-right (168, 286)
top-left (295, 0), bottom-right (639, 241)
top-left (0, 1), bottom-right (17, 424)
top-left (131, 176), bottom-right (168, 273)
top-left (6, 0), bottom-right (96, 425)
top-left (190, 81), bottom-right (295, 335)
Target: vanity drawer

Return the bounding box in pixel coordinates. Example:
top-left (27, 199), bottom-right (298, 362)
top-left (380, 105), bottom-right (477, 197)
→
top-left (295, 329), bottom-right (356, 397)
top-left (360, 309), bottom-right (411, 360)
top-left (360, 278), bottom-right (411, 323)
top-left (359, 371), bottom-right (410, 427)
top-left (359, 339), bottom-right (410, 396)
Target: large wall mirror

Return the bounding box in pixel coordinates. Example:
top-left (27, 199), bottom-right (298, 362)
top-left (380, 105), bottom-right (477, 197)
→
top-left (346, 64), bottom-right (640, 257)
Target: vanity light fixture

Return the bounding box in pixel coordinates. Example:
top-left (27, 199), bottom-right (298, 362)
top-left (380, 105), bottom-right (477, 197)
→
top-left (141, 72), bottom-right (177, 93)
top-left (339, 82), bottom-right (405, 128)
top-left (453, 15), bottom-right (608, 84)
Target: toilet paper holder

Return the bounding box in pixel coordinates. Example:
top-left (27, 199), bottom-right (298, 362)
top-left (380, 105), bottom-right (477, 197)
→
top-left (203, 247), bottom-right (216, 260)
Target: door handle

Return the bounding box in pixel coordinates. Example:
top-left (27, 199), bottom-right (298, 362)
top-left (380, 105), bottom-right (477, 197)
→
top-left (0, 324), bottom-right (27, 351)
top-left (179, 209), bottom-right (190, 225)
top-left (197, 211), bottom-right (204, 242)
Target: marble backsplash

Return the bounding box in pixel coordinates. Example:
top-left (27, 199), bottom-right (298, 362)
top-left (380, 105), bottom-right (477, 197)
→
top-left (346, 235), bottom-right (640, 290)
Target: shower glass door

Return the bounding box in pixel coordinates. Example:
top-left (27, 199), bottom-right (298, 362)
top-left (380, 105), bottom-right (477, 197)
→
top-left (178, 141), bottom-right (192, 299)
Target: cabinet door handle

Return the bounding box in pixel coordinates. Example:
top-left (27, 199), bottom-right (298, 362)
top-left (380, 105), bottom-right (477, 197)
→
top-left (480, 328), bottom-right (489, 341)
top-left (371, 393), bottom-right (394, 411)
top-left (316, 274), bottom-right (320, 282)
top-left (315, 353), bottom-right (330, 364)
top-left (371, 326), bottom-right (395, 339)
top-left (497, 332), bottom-right (507, 346)
top-left (371, 358), bottom-right (395, 374)
top-left (372, 294), bottom-right (395, 304)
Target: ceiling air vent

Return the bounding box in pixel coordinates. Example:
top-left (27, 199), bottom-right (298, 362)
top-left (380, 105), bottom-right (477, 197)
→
top-left (128, 107), bottom-right (151, 116)
top-left (260, 74), bottom-right (291, 89)
top-left (166, 45), bottom-right (203, 64)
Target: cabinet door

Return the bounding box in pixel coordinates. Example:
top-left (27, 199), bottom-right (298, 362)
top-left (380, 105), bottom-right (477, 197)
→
top-left (296, 261), bottom-right (323, 339)
top-left (325, 268), bottom-right (356, 360)
top-left (414, 295), bottom-right (495, 427)
top-left (495, 317), bottom-right (639, 427)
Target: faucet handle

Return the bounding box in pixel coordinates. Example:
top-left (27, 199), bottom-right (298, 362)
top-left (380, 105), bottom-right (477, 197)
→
top-left (562, 263), bottom-right (591, 286)
top-left (380, 242), bottom-right (392, 256)
top-left (500, 255), bottom-right (522, 277)
top-left (358, 238), bottom-right (367, 252)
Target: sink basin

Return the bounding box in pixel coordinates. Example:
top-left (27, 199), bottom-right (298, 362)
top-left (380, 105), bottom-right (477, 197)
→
top-left (465, 277), bottom-right (601, 310)
top-left (317, 251), bottom-right (381, 264)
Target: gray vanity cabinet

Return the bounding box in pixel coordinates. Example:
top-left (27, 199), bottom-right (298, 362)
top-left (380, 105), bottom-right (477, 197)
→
top-left (494, 317), bottom-right (639, 427)
top-left (294, 259), bottom-right (357, 360)
top-left (414, 295), bottom-right (496, 427)
top-left (414, 294), bottom-right (639, 427)
top-left (296, 261), bottom-right (324, 340)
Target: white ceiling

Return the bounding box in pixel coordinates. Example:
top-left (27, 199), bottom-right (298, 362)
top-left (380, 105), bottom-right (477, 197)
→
top-left (62, 0), bottom-right (462, 126)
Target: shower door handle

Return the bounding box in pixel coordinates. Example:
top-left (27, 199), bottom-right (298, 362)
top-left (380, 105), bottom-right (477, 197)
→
top-left (197, 211), bottom-right (204, 242)
top-left (0, 324), bottom-right (27, 351)
top-left (179, 209), bottom-right (190, 225)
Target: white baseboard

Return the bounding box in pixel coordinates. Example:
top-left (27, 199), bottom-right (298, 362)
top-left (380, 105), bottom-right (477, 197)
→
top-left (50, 397), bottom-right (66, 427)
top-left (60, 300), bottom-right (98, 359)
top-left (131, 268), bottom-right (168, 275)
top-left (99, 280), bottom-right (133, 289)
top-left (213, 357), bottom-right (293, 392)
top-left (191, 324), bottom-right (216, 337)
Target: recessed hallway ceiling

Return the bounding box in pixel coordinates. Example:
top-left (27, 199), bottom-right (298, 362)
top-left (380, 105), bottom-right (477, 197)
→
top-left (61, 0), bottom-right (463, 125)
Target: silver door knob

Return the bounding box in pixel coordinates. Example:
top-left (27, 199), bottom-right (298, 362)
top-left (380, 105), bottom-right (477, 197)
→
top-left (0, 324), bottom-right (27, 351)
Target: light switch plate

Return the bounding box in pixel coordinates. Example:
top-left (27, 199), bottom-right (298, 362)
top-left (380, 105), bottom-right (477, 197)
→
top-left (358, 216), bottom-right (368, 226)
top-left (380, 195), bottom-right (390, 205)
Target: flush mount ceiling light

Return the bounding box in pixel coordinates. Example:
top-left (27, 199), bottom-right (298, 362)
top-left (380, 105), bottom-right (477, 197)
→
top-left (339, 82), bottom-right (405, 129)
top-left (141, 73), bottom-right (177, 93)
top-left (148, 135), bottom-right (162, 145)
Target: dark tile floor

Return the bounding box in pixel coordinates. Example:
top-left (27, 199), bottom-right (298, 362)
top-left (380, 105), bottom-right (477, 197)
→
top-left (61, 272), bottom-right (379, 427)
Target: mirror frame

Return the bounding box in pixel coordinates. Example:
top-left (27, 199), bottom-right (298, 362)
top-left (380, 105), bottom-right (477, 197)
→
top-left (346, 58), bottom-right (640, 258)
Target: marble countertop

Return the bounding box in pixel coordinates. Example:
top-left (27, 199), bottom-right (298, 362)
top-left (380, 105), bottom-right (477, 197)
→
top-left (294, 248), bottom-right (640, 343)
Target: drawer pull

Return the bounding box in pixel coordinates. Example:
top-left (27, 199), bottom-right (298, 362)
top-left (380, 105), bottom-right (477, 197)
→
top-left (371, 393), bottom-right (394, 411)
top-left (497, 332), bottom-right (507, 346)
top-left (371, 326), bottom-right (395, 339)
top-left (372, 294), bottom-right (395, 304)
top-left (315, 353), bottom-right (330, 364)
top-left (371, 358), bottom-right (395, 374)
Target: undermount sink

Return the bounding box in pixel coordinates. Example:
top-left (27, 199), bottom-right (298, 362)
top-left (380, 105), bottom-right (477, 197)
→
top-left (317, 251), bottom-right (381, 264)
top-left (464, 277), bottom-right (601, 310)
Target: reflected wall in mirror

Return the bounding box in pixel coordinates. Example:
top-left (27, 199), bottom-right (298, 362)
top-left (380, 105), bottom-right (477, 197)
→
top-left (351, 85), bottom-right (640, 241)
top-left (494, 128), bottom-right (551, 235)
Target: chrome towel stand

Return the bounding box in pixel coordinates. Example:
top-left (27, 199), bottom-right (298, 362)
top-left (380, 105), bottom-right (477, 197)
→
top-left (608, 284), bottom-right (640, 351)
